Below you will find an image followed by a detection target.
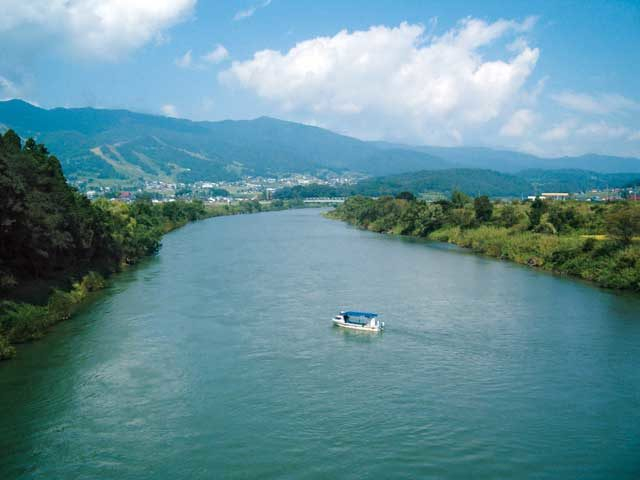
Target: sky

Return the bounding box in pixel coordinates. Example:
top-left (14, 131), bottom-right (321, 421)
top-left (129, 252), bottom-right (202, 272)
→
top-left (0, 0), bottom-right (639, 158)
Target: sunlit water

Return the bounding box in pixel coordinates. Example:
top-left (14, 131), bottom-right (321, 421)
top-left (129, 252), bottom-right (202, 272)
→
top-left (1, 209), bottom-right (639, 479)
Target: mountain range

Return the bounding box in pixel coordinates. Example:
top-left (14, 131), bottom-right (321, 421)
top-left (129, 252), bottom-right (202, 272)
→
top-left (1, 99), bottom-right (639, 184)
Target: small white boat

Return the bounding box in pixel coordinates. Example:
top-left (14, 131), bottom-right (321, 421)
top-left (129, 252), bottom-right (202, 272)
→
top-left (332, 311), bottom-right (384, 332)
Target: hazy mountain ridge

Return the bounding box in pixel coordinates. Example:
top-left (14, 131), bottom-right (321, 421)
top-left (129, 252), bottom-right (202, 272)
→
top-left (1, 100), bottom-right (639, 184)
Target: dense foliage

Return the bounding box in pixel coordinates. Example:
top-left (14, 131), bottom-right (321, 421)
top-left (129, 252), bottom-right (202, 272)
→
top-left (328, 194), bottom-right (640, 292)
top-left (0, 129), bottom-right (211, 297)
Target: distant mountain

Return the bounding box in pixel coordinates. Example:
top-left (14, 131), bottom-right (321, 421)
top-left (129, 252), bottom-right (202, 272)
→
top-left (351, 168), bottom-right (640, 198)
top-left (354, 169), bottom-right (533, 197)
top-left (518, 169), bottom-right (640, 193)
top-left (0, 100), bottom-right (447, 182)
top-left (374, 143), bottom-right (640, 174)
top-left (1, 100), bottom-right (639, 184)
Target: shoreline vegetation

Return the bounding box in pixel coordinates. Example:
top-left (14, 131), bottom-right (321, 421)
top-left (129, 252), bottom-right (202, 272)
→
top-left (0, 131), bottom-right (298, 360)
top-left (327, 193), bottom-right (640, 293)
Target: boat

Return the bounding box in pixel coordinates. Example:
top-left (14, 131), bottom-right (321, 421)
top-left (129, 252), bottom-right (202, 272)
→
top-left (332, 311), bottom-right (384, 332)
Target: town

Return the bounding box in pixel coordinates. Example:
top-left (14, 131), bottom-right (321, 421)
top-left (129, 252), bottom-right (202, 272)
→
top-left (72, 172), bottom-right (362, 204)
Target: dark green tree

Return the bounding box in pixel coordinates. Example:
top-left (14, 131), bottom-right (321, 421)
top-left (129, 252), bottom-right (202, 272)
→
top-left (529, 197), bottom-right (547, 228)
top-left (395, 191), bottom-right (416, 201)
top-left (451, 190), bottom-right (471, 209)
top-left (473, 195), bottom-right (493, 222)
top-left (606, 203), bottom-right (640, 244)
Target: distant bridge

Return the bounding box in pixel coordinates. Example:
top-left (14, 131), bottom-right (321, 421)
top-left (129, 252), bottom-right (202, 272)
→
top-left (302, 197), bottom-right (345, 204)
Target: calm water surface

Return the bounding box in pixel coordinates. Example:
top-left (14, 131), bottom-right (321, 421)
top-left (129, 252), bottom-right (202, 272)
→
top-left (1, 209), bottom-right (639, 479)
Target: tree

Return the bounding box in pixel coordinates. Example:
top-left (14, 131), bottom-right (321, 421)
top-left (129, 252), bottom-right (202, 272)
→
top-left (23, 137), bottom-right (37, 152)
top-left (451, 190), bottom-right (470, 208)
top-left (499, 203), bottom-right (520, 227)
top-left (395, 191), bottom-right (416, 201)
top-left (606, 203), bottom-right (640, 244)
top-left (473, 195), bottom-right (493, 222)
top-left (529, 197), bottom-right (547, 228)
top-left (2, 129), bottom-right (21, 152)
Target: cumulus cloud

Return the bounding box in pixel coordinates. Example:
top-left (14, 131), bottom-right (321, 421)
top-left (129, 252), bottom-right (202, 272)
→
top-left (0, 0), bottom-right (196, 60)
top-left (500, 109), bottom-right (536, 137)
top-left (234, 0), bottom-right (272, 21)
top-left (175, 50), bottom-right (193, 68)
top-left (551, 91), bottom-right (639, 115)
top-left (161, 104), bottom-right (178, 117)
top-left (202, 44), bottom-right (229, 64)
top-left (220, 18), bottom-right (539, 144)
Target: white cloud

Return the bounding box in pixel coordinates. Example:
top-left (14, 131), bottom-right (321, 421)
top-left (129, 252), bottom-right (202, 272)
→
top-left (0, 0), bottom-right (196, 60)
top-left (220, 18), bottom-right (539, 144)
top-left (500, 109), bottom-right (536, 137)
top-left (541, 119), bottom-right (576, 141)
top-left (175, 49), bottom-right (193, 68)
top-left (161, 104), bottom-right (178, 117)
top-left (234, 0), bottom-right (272, 21)
top-left (202, 44), bottom-right (229, 64)
top-left (551, 91), bottom-right (639, 115)
top-left (576, 122), bottom-right (629, 139)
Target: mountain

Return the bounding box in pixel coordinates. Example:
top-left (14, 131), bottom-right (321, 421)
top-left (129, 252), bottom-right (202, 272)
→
top-left (1, 100), bottom-right (639, 184)
top-left (353, 169), bottom-right (533, 197)
top-left (517, 169), bottom-right (640, 193)
top-left (0, 100), bottom-right (448, 182)
top-left (374, 143), bottom-right (640, 174)
top-left (353, 168), bottom-right (640, 198)
top-left (274, 168), bottom-right (640, 199)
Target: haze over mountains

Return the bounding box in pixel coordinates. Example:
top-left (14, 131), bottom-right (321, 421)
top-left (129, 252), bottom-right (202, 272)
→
top-left (1, 99), bottom-right (639, 186)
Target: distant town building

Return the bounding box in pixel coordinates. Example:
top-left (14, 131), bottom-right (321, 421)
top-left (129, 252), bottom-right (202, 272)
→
top-left (541, 193), bottom-right (570, 201)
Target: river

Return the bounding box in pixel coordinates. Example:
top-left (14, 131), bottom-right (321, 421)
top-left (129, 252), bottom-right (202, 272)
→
top-left (1, 209), bottom-right (639, 479)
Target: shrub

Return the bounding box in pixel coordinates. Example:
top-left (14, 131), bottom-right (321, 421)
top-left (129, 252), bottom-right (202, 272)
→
top-left (0, 334), bottom-right (16, 360)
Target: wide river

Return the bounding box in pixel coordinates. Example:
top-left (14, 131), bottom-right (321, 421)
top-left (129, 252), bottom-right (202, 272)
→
top-left (1, 209), bottom-right (639, 479)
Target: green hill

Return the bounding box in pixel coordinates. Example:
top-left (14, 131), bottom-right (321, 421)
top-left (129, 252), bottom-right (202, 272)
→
top-left (518, 169), bottom-right (640, 193)
top-left (0, 100), bottom-right (448, 183)
top-left (275, 168), bottom-right (640, 199)
top-left (354, 169), bottom-right (533, 197)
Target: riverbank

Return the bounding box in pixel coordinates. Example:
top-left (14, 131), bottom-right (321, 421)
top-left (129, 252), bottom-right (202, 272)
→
top-left (0, 200), bottom-right (301, 361)
top-left (327, 195), bottom-right (640, 292)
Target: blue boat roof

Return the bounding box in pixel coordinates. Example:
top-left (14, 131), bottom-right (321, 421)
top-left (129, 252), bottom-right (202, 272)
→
top-left (342, 311), bottom-right (378, 318)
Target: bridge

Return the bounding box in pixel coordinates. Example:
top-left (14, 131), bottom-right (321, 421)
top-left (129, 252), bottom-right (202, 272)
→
top-left (302, 197), bottom-right (345, 204)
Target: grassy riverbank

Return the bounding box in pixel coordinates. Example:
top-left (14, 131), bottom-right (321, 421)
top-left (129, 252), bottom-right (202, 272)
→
top-left (327, 194), bottom-right (640, 292)
top-left (0, 130), bottom-right (298, 360)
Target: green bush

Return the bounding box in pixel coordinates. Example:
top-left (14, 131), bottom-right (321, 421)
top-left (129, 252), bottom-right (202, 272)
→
top-left (0, 334), bottom-right (16, 360)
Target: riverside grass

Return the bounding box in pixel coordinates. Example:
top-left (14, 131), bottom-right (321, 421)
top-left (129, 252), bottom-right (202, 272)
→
top-left (328, 195), bottom-right (640, 293)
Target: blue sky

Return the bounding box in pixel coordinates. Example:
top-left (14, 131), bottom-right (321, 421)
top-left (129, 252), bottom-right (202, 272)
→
top-left (0, 0), bottom-right (639, 158)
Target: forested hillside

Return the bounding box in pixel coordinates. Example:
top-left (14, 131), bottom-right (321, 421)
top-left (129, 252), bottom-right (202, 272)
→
top-left (0, 100), bottom-right (447, 182)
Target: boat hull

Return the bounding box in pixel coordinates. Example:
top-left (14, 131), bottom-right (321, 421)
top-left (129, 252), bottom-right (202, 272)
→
top-left (332, 318), bottom-right (382, 332)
